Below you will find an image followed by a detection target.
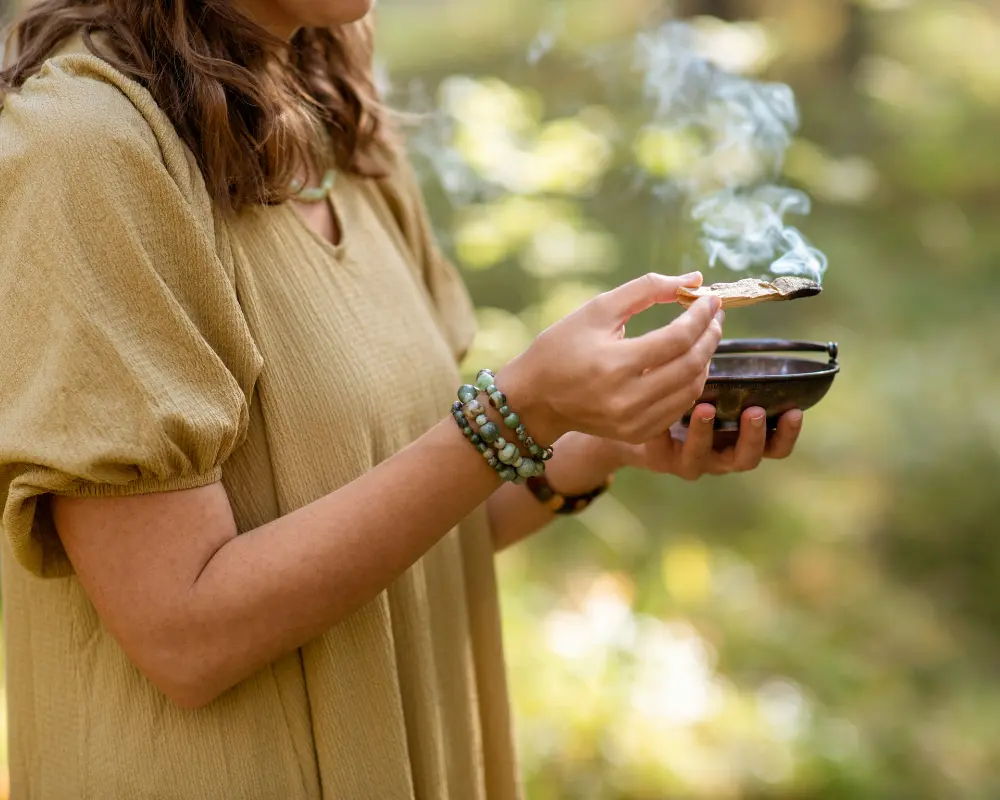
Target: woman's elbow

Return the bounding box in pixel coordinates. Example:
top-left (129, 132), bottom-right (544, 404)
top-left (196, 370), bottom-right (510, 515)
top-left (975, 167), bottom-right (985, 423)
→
top-left (156, 675), bottom-right (222, 711)
top-left (129, 638), bottom-right (231, 710)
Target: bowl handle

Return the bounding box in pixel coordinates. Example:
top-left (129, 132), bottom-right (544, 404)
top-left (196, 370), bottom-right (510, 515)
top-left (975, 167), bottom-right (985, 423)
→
top-left (714, 339), bottom-right (839, 365)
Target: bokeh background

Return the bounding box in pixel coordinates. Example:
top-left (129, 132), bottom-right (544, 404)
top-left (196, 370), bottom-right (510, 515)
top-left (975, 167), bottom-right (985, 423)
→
top-left (3, 0), bottom-right (1000, 797)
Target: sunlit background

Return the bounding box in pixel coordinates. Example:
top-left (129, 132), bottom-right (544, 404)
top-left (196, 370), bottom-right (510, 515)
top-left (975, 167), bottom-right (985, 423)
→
top-left (3, 0), bottom-right (1000, 797)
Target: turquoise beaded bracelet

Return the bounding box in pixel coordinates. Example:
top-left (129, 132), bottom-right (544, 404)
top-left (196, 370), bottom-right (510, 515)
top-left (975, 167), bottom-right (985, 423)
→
top-left (451, 400), bottom-right (518, 482)
top-left (471, 369), bottom-right (553, 462)
top-left (451, 398), bottom-right (540, 483)
top-left (453, 370), bottom-right (553, 483)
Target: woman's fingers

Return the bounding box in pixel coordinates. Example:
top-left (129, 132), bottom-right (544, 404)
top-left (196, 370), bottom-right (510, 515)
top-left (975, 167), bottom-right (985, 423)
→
top-left (684, 408), bottom-right (802, 475)
top-left (585, 298), bottom-right (721, 444)
top-left (625, 295), bottom-right (722, 370)
top-left (622, 363), bottom-right (712, 444)
top-left (604, 318), bottom-right (720, 444)
top-left (640, 313), bottom-right (723, 399)
top-left (766, 410), bottom-right (803, 459)
top-left (676, 404), bottom-right (716, 479)
top-left (591, 272), bottom-right (704, 328)
top-left (731, 407), bottom-right (768, 471)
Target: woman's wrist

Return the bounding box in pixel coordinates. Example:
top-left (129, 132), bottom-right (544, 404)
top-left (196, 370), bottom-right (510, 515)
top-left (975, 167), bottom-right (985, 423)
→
top-left (494, 358), bottom-right (566, 447)
top-left (487, 428), bottom-right (621, 551)
top-left (475, 362), bottom-right (635, 481)
top-left (456, 369), bottom-right (554, 483)
top-left (580, 434), bottom-right (629, 475)
top-left (606, 439), bottom-right (643, 471)
top-left (473, 359), bottom-right (627, 489)
top-left (476, 363), bottom-right (629, 492)
top-left (542, 432), bottom-right (625, 495)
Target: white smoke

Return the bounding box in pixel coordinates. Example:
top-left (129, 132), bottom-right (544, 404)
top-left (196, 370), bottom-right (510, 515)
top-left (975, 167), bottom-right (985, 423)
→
top-left (692, 187), bottom-right (827, 280)
top-left (395, 18), bottom-right (828, 283)
top-left (635, 22), bottom-right (826, 282)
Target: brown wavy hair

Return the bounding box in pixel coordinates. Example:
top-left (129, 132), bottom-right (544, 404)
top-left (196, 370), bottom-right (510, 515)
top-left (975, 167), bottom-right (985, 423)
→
top-left (0, 1), bottom-right (391, 212)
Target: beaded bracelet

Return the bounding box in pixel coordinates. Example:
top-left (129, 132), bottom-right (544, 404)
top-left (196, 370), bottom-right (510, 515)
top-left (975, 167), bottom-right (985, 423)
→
top-left (470, 369), bottom-right (553, 462)
top-left (453, 369), bottom-right (553, 484)
top-left (451, 400), bottom-right (518, 482)
top-left (451, 398), bottom-right (541, 484)
top-left (526, 474), bottom-right (613, 515)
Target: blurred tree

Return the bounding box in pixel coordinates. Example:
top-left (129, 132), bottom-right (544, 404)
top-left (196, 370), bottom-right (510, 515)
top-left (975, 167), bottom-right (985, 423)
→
top-left (379, 1), bottom-right (1000, 796)
top-left (0, 1), bottom-right (998, 797)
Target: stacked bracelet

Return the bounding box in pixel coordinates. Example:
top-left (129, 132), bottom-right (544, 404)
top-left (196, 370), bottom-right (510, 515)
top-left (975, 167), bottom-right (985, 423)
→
top-left (452, 371), bottom-right (612, 513)
top-left (526, 474), bottom-right (613, 515)
top-left (453, 369), bottom-right (553, 484)
top-left (474, 369), bottom-right (554, 463)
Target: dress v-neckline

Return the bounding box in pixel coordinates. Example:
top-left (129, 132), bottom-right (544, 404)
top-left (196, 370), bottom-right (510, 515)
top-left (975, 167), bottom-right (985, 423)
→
top-left (286, 187), bottom-right (348, 260)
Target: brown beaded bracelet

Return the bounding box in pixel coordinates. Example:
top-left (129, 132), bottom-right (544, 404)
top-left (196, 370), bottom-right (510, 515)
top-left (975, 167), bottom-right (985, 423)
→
top-left (526, 474), bottom-right (614, 515)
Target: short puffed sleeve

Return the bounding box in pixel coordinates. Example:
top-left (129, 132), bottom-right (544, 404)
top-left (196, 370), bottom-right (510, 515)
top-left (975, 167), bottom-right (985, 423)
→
top-left (0, 56), bottom-right (262, 577)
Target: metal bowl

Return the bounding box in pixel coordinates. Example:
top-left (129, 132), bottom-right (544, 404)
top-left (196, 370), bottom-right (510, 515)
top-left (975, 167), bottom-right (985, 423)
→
top-left (681, 339), bottom-right (840, 449)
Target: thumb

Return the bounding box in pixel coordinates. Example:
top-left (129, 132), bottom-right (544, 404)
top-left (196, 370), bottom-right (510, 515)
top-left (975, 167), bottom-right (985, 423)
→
top-left (595, 272), bottom-right (703, 325)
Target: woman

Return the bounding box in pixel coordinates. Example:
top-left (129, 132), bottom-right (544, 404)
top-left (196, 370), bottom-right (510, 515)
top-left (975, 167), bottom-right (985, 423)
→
top-left (0, 1), bottom-right (803, 797)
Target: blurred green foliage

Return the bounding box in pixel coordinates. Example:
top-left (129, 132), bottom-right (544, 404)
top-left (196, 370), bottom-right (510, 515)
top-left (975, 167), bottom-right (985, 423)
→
top-left (1, 0), bottom-right (998, 797)
top-left (381, 0), bottom-right (1000, 797)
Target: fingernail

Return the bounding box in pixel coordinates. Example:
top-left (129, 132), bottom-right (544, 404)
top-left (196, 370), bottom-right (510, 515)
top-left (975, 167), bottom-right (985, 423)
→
top-left (709, 297), bottom-right (722, 314)
top-left (681, 271), bottom-right (702, 281)
top-left (788, 410), bottom-right (803, 427)
top-left (751, 414), bottom-right (765, 428)
top-left (714, 310), bottom-right (725, 325)
top-left (702, 410), bottom-right (716, 423)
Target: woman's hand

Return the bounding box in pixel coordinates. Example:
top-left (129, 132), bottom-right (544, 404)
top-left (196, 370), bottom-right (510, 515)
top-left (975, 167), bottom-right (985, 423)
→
top-left (499, 272), bottom-right (724, 446)
top-left (615, 404), bottom-right (804, 480)
top-left (489, 408), bottom-right (804, 550)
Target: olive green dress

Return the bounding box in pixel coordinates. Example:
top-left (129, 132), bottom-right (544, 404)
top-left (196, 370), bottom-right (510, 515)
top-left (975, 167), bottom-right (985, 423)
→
top-left (0, 44), bottom-right (521, 800)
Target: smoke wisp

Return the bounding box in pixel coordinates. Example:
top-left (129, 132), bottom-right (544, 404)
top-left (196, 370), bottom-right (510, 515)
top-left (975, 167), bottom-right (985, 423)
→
top-left (394, 18), bottom-right (828, 283)
top-left (636, 22), bottom-right (827, 282)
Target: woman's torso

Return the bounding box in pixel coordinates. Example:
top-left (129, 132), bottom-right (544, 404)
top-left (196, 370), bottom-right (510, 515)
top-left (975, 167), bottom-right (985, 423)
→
top-left (0, 46), bottom-right (520, 800)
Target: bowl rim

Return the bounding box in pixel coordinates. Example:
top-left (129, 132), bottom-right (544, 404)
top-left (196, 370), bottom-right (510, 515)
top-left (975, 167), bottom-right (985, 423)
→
top-left (707, 353), bottom-right (840, 384)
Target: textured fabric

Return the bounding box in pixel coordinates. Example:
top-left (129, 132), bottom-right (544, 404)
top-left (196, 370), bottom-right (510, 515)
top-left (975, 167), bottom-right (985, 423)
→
top-left (0, 45), bottom-right (520, 800)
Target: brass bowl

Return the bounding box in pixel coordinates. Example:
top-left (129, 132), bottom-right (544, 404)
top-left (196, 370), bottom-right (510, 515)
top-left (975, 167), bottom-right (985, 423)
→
top-left (681, 339), bottom-right (840, 449)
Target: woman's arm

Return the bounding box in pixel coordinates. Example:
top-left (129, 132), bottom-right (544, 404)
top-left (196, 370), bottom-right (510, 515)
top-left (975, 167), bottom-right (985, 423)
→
top-left (56, 418), bottom-right (500, 711)
top-left (54, 274), bottom-right (721, 710)
top-left (487, 432), bottom-right (622, 551)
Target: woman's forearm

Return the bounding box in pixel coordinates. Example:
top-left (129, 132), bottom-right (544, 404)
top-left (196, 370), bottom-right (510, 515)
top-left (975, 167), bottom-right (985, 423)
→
top-left (487, 433), bottom-right (623, 551)
top-left (177, 417), bottom-right (503, 706)
top-left (185, 426), bottom-right (618, 705)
